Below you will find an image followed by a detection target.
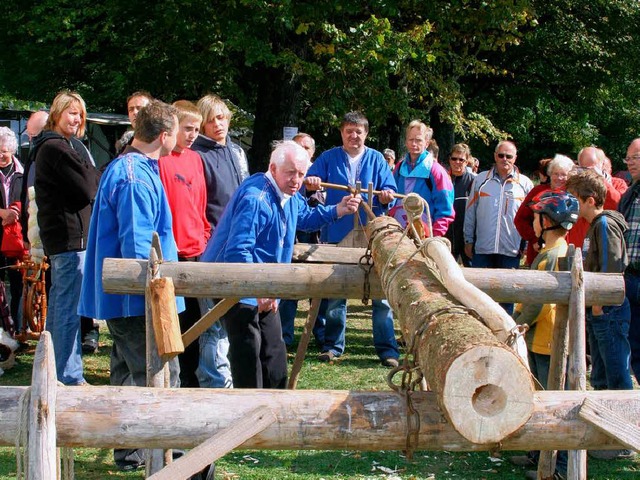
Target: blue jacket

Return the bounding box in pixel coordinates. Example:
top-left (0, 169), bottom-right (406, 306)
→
top-left (306, 146), bottom-right (397, 243)
top-left (201, 173), bottom-right (339, 305)
top-left (392, 151), bottom-right (455, 237)
top-left (78, 149), bottom-right (184, 320)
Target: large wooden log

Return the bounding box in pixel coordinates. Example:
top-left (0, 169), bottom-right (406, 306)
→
top-left (102, 258), bottom-right (623, 306)
top-left (0, 387), bottom-right (638, 451)
top-left (365, 216), bottom-right (534, 444)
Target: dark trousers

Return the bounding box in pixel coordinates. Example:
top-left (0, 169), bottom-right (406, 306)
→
top-left (0, 254), bottom-right (23, 332)
top-left (471, 253), bottom-right (521, 315)
top-left (223, 303), bottom-right (287, 389)
top-left (178, 256), bottom-right (202, 388)
top-left (107, 315), bottom-right (180, 468)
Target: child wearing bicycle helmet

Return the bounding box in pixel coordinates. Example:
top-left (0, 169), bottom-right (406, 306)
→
top-left (511, 190), bottom-right (578, 477)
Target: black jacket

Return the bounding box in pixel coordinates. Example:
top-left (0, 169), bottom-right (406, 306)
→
top-left (33, 131), bottom-right (100, 255)
top-left (191, 134), bottom-right (248, 229)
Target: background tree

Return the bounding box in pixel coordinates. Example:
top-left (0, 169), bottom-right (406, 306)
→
top-left (2, 0), bottom-right (639, 174)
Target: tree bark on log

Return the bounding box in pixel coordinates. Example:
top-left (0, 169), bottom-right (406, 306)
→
top-left (0, 387), bottom-right (638, 451)
top-left (365, 216), bottom-right (534, 444)
top-left (102, 259), bottom-right (624, 306)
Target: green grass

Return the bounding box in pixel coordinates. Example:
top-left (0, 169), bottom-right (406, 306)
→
top-left (1, 301), bottom-right (639, 479)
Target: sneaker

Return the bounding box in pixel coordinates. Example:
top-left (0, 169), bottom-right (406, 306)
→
top-left (381, 357), bottom-right (399, 368)
top-left (588, 449), bottom-right (636, 460)
top-left (82, 329), bottom-right (99, 354)
top-left (509, 454), bottom-right (537, 467)
top-left (317, 351), bottom-right (335, 363)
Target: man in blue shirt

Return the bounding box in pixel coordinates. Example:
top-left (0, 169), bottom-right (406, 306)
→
top-left (78, 101), bottom-right (183, 471)
top-left (305, 111), bottom-right (401, 367)
top-left (201, 140), bottom-right (360, 388)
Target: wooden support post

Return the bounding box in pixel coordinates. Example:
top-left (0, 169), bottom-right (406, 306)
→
top-left (146, 233), bottom-right (169, 475)
top-left (578, 398), bottom-right (640, 452)
top-left (29, 331), bottom-right (57, 480)
top-left (365, 216), bottom-right (534, 444)
top-left (567, 249), bottom-right (587, 480)
top-left (288, 298), bottom-right (322, 389)
top-left (181, 297), bottom-right (239, 348)
top-left (147, 407), bottom-right (276, 480)
top-left (103, 258), bottom-right (625, 306)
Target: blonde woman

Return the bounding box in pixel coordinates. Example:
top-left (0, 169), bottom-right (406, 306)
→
top-left (34, 91), bottom-right (99, 386)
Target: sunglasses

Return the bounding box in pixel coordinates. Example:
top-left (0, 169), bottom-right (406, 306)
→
top-left (450, 156), bottom-right (466, 162)
top-left (497, 153), bottom-right (514, 160)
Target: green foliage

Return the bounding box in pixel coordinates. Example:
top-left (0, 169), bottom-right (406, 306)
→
top-left (1, 0), bottom-right (639, 170)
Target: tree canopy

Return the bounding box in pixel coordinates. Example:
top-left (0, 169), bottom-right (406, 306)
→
top-left (1, 0), bottom-right (638, 173)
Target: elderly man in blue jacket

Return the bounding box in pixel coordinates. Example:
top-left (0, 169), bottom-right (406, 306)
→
top-left (201, 140), bottom-right (360, 389)
top-left (305, 111), bottom-right (401, 367)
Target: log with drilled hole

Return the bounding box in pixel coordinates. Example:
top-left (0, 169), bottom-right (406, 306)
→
top-left (365, 215), bottom-right (534, 444)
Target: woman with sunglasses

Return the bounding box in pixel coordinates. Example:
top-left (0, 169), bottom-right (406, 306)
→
top-left (445, 143), bottom-right (475, 266)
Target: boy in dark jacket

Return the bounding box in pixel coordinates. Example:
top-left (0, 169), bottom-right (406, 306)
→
top-left (566, 169), bottom-right (633, 391)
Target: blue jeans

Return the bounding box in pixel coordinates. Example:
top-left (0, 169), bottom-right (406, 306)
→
top-left (586, 298), bottom-right (633, 390)
top-left (279, 298), bottom-right (326, 346)
top-left (47, 251), bottom-right (85, 385)
top-left (624, 272), bottom-right (640, 384)
top-left (196, 298), bottom-right (233, 388)
top-left (471, 253), bottom-right (521, 315)
top-left (321, 298), bottom-right (399, 360)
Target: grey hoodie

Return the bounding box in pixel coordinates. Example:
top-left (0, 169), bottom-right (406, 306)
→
top-left (584, 210), bottom-right (628, 274)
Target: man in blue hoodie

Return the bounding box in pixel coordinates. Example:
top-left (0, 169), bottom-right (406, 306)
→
top-left (305, 111), bottom-right (401, 367)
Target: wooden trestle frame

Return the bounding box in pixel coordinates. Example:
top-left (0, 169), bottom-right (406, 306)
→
top-left (3, 229), bottom-right (640, 480)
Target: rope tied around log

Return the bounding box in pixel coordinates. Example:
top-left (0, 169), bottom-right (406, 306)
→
top-left (361, 223), bottom-right (404, 305)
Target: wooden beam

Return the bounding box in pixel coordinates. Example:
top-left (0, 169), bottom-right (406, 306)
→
top-left (146, 234), bottom-right (168, 475)
top-left (1, 388), bottom-right (640, 451)
top-left (288, 298), bottom-right (322, 389)
top-left (28, 331), bottom-right (57, 480)
top-left (148, 407), bottom-right (276, 480)
top-left (579, 398), bottom-right (640, 452)
top-left (102, 259), bottom-right (624, 306)
top-left (567, 249), bottom-right (587, 480)
top-left (365, 216), bottom-right (534, 444)
top-left (181, 298), bottom-right (239, 348)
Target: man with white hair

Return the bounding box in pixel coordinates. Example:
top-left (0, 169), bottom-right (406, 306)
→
top-left (200, 140), bottom-right (360, 389)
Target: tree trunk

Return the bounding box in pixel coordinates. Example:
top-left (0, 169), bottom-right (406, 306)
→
top-left (366, 216), bottom-right (534, 444)
top-left (249, 64), bottom-right (302, 172)
top-left (0, 387), bottom-right (637, 452)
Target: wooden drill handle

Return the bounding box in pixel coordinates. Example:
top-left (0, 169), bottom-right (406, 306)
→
top-left (317, 181), bottom-right (407, 200)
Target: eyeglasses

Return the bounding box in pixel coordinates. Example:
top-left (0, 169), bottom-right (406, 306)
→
top-left (449, 156), bottom-right (466, 162)
top-left (496, 153), bottom-right (514, 160)
top-left (624, 155), bottom-right (640, 164)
